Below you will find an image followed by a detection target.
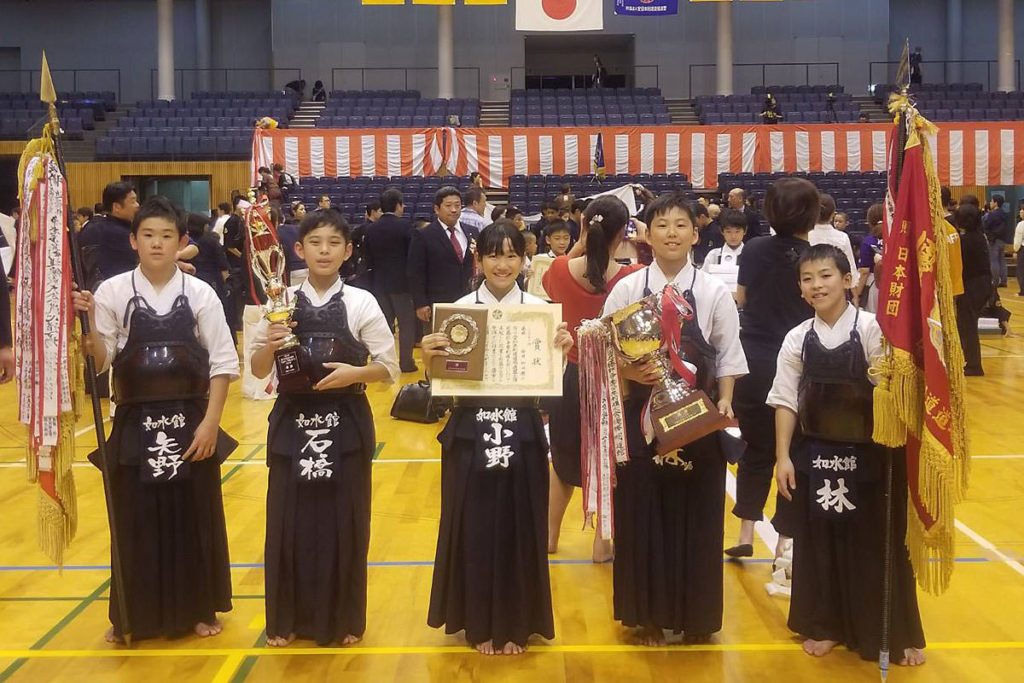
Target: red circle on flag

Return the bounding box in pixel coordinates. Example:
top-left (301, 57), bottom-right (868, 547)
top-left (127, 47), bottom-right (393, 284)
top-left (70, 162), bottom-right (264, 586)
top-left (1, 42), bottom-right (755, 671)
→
top-left (543, 0), bottom-right (577, 21)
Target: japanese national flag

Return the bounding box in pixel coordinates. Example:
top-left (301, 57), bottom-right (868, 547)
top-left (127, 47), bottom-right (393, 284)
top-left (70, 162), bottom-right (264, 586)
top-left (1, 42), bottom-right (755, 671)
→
top-left (515, 0), bottom-right (603, 32)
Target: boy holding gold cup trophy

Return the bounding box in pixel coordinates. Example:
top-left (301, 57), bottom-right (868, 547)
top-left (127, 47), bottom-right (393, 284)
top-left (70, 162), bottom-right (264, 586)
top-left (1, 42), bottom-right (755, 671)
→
top-left (579, 193), bottom-right (748, 646)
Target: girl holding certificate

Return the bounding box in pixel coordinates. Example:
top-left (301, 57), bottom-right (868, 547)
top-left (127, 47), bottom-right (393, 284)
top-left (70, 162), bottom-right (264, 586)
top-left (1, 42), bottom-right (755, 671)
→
top-left (423, 220), bottom-right (573, 655)
top-left (598, 193), bottom-right (748, 645)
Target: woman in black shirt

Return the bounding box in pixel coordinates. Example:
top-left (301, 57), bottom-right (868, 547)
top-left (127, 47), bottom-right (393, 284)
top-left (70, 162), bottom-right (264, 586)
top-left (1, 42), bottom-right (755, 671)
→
top-left (728, 178), bottom-right (816, 561)
top-left (954, 204), bottom-right (993, 376)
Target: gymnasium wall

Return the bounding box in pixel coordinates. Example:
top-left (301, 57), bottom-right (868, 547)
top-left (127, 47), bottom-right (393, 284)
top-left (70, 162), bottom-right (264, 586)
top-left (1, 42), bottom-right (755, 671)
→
top-left (271, 0), bottom-right (892, 100)
top-left (888, 0), bottom-right (1024, 87)
top-left (0, 0), bottom-right (272, 103)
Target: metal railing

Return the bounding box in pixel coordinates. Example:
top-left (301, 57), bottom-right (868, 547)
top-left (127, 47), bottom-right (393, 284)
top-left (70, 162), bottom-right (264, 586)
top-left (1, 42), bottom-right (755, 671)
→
top-left (149, 68), bottom-right (303, 101)
top-left (868, 59), bottom-right (1022, 92)
top-left (0, 68), bottom-right (121, 101)
top-left (330, 67), bottom-right (481, 99)
top-left (509, 65), bottom-right (661, 91)
top-left (687, 62), bottom-right (841, 98)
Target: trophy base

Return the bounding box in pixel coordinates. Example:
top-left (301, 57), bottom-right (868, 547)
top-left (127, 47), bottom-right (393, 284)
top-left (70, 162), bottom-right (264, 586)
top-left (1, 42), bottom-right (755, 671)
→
top-left (275, 346), bottom-right (314, 394)
top-left (650, 389), bottom-right (730, 456)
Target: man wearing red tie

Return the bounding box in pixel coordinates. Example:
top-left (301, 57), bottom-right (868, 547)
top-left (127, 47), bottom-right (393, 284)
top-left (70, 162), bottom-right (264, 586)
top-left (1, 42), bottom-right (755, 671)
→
top-left (408, 186), bottom-right (480, 325)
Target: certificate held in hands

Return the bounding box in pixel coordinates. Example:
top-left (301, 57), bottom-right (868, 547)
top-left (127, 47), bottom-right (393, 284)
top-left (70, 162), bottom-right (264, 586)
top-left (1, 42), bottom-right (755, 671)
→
top-left (431, 303), bottom-right (564, 397)
top-left (431, 307), bottom-right (488, 381)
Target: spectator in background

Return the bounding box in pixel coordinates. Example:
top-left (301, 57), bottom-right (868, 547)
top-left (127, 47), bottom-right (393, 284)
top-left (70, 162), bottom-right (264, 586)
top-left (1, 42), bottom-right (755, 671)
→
top-left (185, 212), bottom-right (229, 300)
top-left (557, 183), bottom-right (575, 208)
top-left (593, 55), bottom-right (607, 88)
top-left (858, 112), bottom-right (870, 123)
top-left (1015, 206), bottom-right (1024, 296)
top-left (810, 193), bottom-right (859, 290)
top-left (78, 181), bottom-right (141, 290)
top-left (469, 171), bottom-right (485, 189)
top-left (274, 163), bottom-right (298, 201)
top-left (955, 204), bottom-right (994, 376)
top-left (727, 187), bottom-right (763, 239)
top-left (211, 202), bottom-right (232, 244)
top-left (258, 166), bottom-right (283, 204)
top-left (311, 80), bottom-right (326, 102)
top-left (941, 186), bottom-right (958, 227)
top-left (277, 202), bottom-right (307, 287)
top-left (75, 207), bottom-right (94, 232)
top-left (407, 186), bottom-right (479, 326)
top-left (459, 186), bottom-right (489, 233)
top-left (831, 212), bottom-right (849, 233)
top-left (364, 188), bottom-right (417, 373)
top-left (346, 200), bottom-right (381, 288)
top-left (531, 200), bottom-right (560, 252)
top-left (0, 263), bottom-right (13, 383)
top-left (910, 46), bottom-right (923, 85)
top-left (221, 195), bottom-right (246, 339)
top-left (505, 206), bottom-right (526, 232)
top-left (566, 199), bottom-right (585, 241)
top-left (854, 202), bottom-right (885, 311)
top-left (983, 194), bottom-right (1010, 288)
top-left (693, 202), bottom-right (723, 265)
top-left (93, 202), bottom-right (104, 215)
top-left (316, 194), bottom-right (332, 212)
top-left (491, 206), bottom-right (507, 222)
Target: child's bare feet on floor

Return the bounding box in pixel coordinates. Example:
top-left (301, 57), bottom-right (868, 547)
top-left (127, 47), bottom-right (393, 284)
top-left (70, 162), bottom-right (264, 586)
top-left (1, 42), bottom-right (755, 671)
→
top-left (474, 639), bottom-right (497, 655)
top-left (592, 538), bottom-right (614, 563)
top-left (340, 634), bottom-right (361, 646)
top-left (801, 638), bottom-right (838, 657)
top-left (194, 620), bottom-right (223, 637)
top-left (635, 626), bottom-right (666, 646)
top-left (898, 647), bottom-right (926, 666)
top-left (104, 627), bottom-right (125, 644)
top-left (501, 641), bottom-right (526, 655)
top-left (266, 633), bottom-right (295, 647)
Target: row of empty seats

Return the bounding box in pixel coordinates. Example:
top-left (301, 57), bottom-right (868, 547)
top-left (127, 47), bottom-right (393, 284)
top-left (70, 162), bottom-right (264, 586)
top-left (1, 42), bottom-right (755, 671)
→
top-left (719, 171), bottom-right (887, 228)
top-left (287, 175), bottom-right (473, 220)
top-left (96, 133), bottom-right (252, 160)
top-left (511, 87), bottom-right (669, 127)
top-left (0, 90), bottom-right (115, 140)
top-left (696, 89), bottom-right (862, 125)
top-left (320, 90), bottom-right (479, 128)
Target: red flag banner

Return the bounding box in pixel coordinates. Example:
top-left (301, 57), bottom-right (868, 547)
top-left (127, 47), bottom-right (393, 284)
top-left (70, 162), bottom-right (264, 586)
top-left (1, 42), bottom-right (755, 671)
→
top-left (874, 104), bottom-right (969, 594)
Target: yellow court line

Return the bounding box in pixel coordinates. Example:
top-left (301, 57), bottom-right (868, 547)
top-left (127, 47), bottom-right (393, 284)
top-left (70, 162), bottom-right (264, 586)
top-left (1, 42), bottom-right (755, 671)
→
top-left (1, 642), bottom-right (1024, 659)
top-left (210, 653), bottom-right (244, 683)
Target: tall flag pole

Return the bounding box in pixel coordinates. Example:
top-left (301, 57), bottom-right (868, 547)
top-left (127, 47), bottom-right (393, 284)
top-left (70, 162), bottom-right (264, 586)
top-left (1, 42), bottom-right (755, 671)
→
top-left (872, 34), bottom-right (969, 680)
top-left (16, 52), bottom-right (134, 646)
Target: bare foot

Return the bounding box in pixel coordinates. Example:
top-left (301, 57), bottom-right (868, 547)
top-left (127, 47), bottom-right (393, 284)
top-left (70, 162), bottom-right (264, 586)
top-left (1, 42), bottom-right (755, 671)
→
top-left (474, 639), bottom-right (497, 655)
top-left (801, 638), bottom-right (839, 657)
top-left (501, 641), bottom-right (526, 655)
top-left (592, 537), bottom-right (614, 563)
top-left (341, 634), bottom-right (361, 646)
top-left (548, 530), bottom-right (559, 554)
top-left (635, 626), bottom-right (666, 647)
top-left (194, 619), bottom-right (223, 638)
top-left (266, 633), bottom-right (295, 647)
top-left (898, 647), bottom-right (926, 666)
top-left (104, 627), bottom-right (125, 644)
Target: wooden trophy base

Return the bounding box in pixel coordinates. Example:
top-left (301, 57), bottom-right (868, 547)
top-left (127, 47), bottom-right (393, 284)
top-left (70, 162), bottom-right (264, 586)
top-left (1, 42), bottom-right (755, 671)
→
top-left (275, 346), bottom-right (314, 393)
top-left (650, 389), bottom-right (730, 456)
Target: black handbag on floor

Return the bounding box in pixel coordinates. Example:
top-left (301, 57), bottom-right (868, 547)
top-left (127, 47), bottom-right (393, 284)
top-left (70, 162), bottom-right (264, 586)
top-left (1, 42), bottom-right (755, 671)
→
top-left (390, 377), bottom-right (442, 423)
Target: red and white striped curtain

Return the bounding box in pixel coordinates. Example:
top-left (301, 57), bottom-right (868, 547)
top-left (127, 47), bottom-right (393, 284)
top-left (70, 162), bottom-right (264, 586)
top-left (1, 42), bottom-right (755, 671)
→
top-left (254, 122), bottom-right (1024, 189)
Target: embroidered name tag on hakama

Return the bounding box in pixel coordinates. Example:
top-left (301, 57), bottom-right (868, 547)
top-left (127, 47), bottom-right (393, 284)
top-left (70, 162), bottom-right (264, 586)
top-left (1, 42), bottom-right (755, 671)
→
top-left (294, 410), bottom-right (341, 482)
top-left (474, 408), bottom-right (521, 471)
top-left (806, 441), bottom-right (860, 518)
top-left (140, 409), bottom-right (192, 484)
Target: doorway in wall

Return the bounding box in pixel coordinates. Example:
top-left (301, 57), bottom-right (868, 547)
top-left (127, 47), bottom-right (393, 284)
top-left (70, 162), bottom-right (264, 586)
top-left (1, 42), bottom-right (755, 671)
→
top-left (523, 34), bottom-right (635, 90)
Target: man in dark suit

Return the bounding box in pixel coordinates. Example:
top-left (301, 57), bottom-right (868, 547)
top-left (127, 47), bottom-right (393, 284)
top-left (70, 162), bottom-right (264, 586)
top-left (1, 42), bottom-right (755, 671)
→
top-left (983, 194), bottom-right (1011, 288)
top-left (408, 185), bottom-right (479, 328)
top-left (727, 187), bottom-right (763, 239)
top-left (364, 188), bottom-right (417, 373)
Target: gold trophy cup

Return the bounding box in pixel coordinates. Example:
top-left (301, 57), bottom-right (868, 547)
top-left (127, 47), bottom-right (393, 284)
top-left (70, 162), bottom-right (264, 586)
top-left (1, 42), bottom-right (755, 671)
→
top-left (245, 192), bottom-right (312, 392)
top-left (605, 284), bottom-right (728, 455)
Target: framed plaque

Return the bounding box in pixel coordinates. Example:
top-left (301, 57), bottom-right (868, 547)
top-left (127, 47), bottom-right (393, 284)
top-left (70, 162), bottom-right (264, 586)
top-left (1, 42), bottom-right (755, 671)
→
top-left (526, 254), bottom-right (554, 301)
top-left (431, 304), bottom-right (564, 398)
top-left (431, 306), bottom-right (489, 380)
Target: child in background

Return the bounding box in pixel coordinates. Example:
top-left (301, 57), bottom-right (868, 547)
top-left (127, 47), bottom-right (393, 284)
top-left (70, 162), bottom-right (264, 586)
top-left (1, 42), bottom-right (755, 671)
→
top-left (545, 221), bottom-right (572, 258)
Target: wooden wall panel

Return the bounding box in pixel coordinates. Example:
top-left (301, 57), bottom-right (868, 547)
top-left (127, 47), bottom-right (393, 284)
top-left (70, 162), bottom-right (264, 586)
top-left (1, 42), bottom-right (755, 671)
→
top-left (64, 161), bottom-right (251, 209)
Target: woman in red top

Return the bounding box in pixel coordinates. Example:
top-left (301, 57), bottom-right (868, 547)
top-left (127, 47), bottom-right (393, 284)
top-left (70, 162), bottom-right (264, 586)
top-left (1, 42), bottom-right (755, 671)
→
top-left (543, 196), bottom-right (644, 562)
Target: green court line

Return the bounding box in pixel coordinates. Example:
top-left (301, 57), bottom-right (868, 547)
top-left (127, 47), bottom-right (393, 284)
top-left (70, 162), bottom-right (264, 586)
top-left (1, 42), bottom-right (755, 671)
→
top-left (219, 444), bottom-right (266, 484)
top-left (230, 631), bottom-right (268, 683)
top-left (0, 579), bottom-right (110, 682)
top-left (0, 444), bottom-right (266, 680)
top-left (372, 441), bottom-right (385, 460)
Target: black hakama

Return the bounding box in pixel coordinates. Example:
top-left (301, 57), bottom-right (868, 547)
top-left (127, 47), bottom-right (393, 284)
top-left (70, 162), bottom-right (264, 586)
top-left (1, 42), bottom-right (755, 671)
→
top-left (788, 443), bottom-right (926, 660)
top-left (612, 396), bottom-right (727, 636)
top-left (94, 400), bottom-right (235, 640)
top-left (428, 405), bottom-right (555, 647)
top-left (546, 361), bottom-right (582, 487)
top-left (264, 393), bottom-right (375, 645)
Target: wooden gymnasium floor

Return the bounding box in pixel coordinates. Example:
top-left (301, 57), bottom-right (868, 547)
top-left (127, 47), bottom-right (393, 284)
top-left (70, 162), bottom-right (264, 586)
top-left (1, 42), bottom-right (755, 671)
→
top-left (2, 293), bottom-right (1024, 682)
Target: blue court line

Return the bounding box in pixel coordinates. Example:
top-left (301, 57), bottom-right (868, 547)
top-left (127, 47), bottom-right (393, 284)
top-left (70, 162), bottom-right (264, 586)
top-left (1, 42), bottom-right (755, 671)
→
top-left (0, 557), bottom-right (994, 571)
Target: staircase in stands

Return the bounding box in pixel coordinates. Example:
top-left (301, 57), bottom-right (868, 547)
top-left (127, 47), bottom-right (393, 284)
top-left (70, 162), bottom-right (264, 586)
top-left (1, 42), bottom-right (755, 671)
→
top-left (290, 101), bottom-right (325, 129)
top-left (62, 105), bottom-right (129, 162)
top-left (853, 95), bottom-right (888, 122)
top-left (479, 101), bottom-right (508, 127)
top-left (667, 99), bottom-right (700, 125)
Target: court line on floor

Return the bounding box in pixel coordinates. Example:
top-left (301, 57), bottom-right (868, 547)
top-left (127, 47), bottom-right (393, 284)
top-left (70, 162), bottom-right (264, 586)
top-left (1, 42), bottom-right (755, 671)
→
top-left (724, 470), bottom-right (779, 555)
top-left (954, 519), bottom-right (1024, 580)
top-left (74, 418), bottom-right (109, 439)
top-left (1, 640), bottom-right (1023, 660)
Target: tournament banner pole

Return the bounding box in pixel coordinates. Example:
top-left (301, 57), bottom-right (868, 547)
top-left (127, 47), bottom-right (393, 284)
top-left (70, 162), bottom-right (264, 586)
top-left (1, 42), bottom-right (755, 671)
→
top-left (40, 56), bottom-right (134, 647)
